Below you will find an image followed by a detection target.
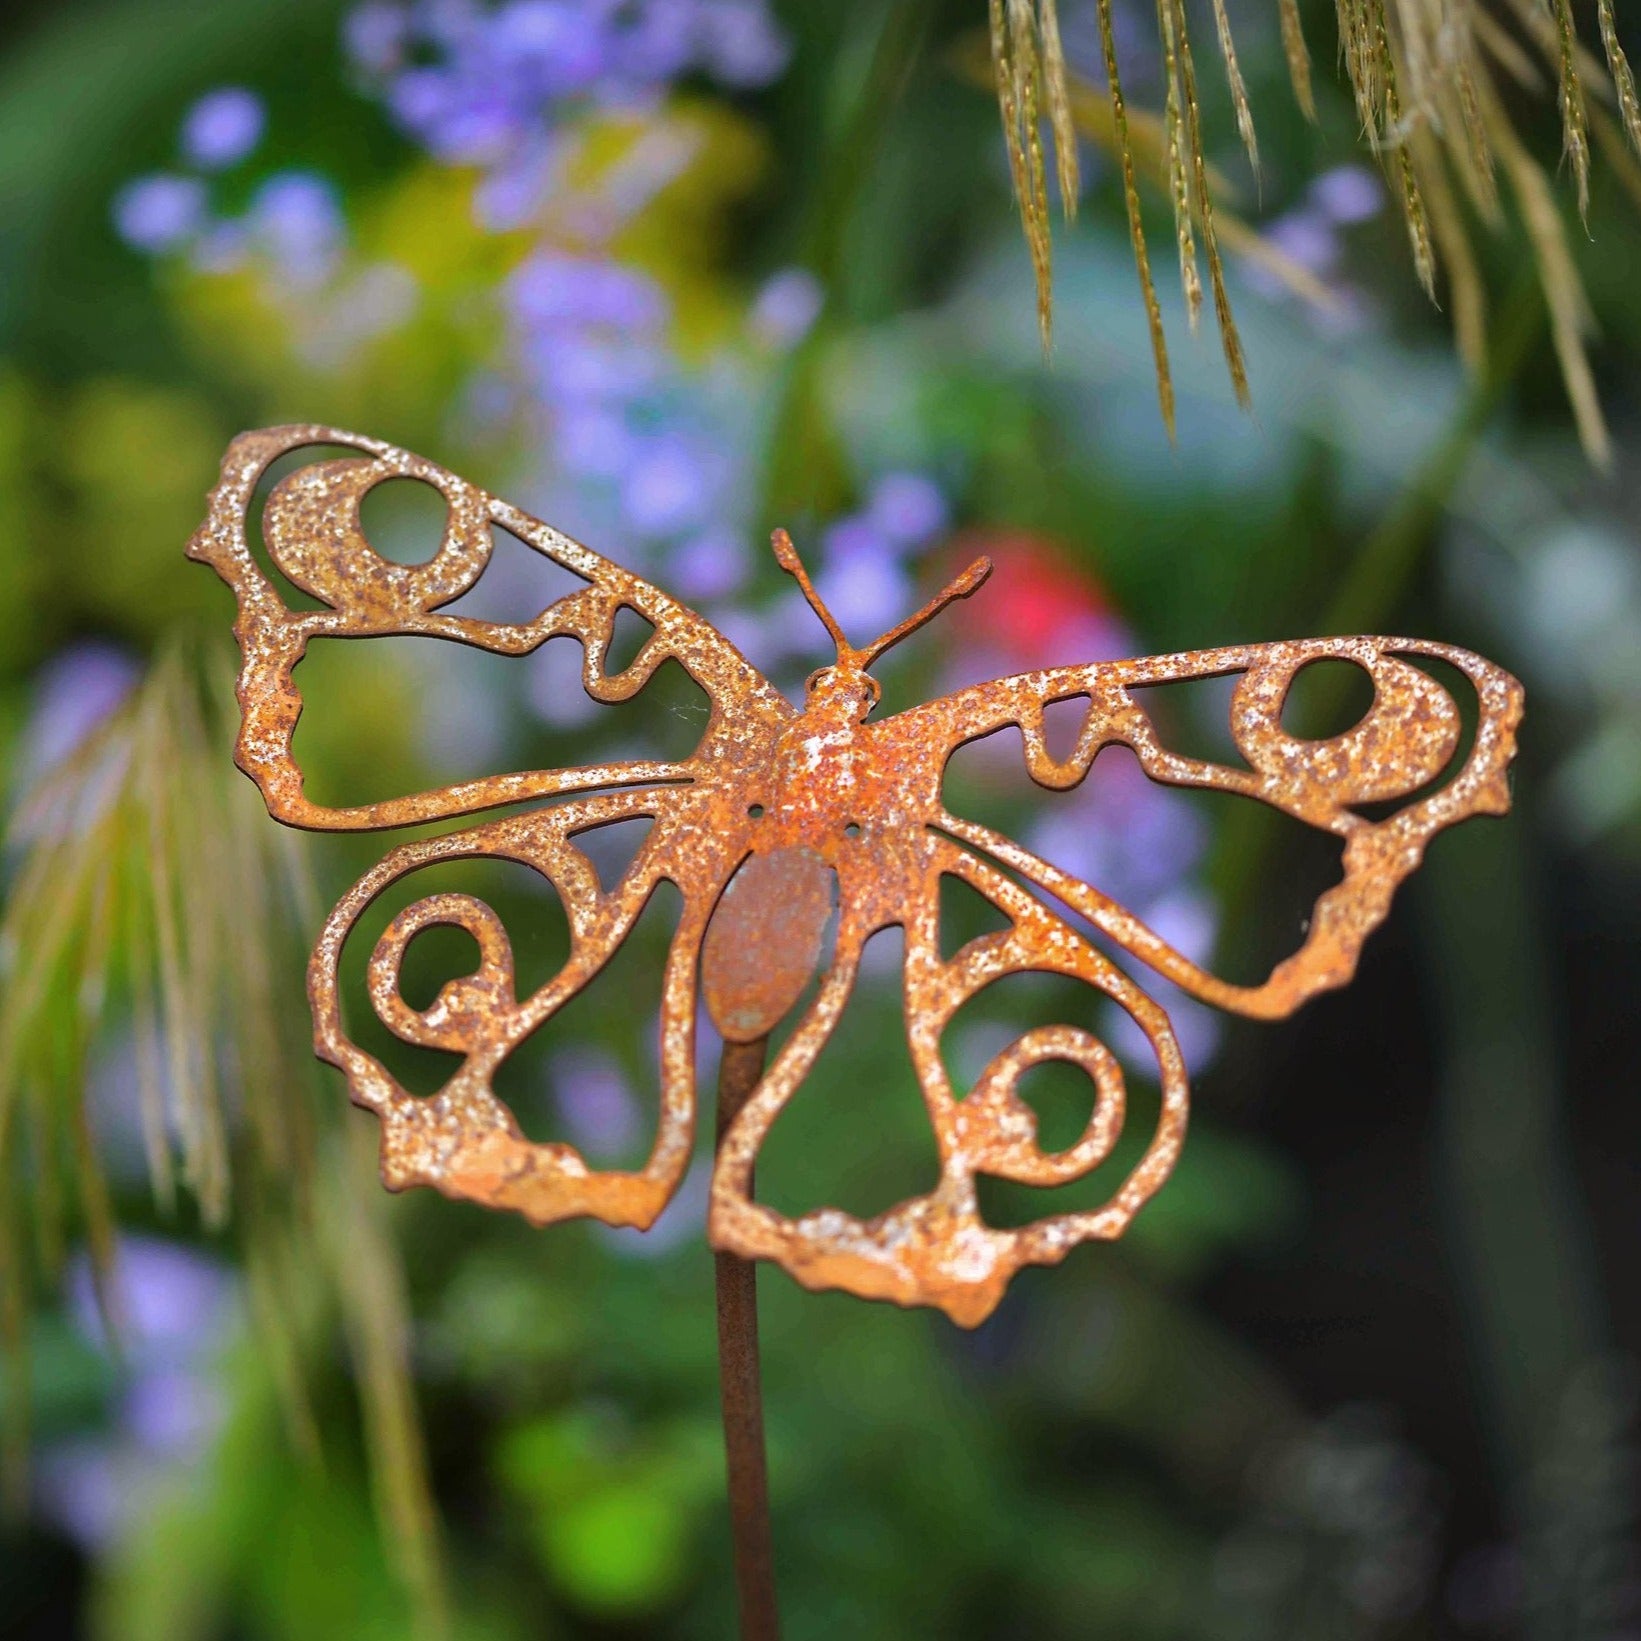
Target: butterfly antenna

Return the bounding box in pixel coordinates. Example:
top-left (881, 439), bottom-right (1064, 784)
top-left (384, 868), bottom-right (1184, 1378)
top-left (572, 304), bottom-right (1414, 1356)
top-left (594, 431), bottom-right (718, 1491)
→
top-left (859, 556), bottom-right (993, 667)
top-left (771, 528), bottom-right (852, 658)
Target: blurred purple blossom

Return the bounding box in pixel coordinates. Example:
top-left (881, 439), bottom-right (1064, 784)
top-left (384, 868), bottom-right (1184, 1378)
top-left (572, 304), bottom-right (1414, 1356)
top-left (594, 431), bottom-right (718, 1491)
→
top-left (37, 1443), bottom-right (127, 1550)
top-left (123, 1366), bottom-right (225, 1457)
top-left (180, 87), bottom-right (266, 170)
top-left (112, 173), bottom-right (206, 253)
top-left (557, 404), bottom-right (638, 479)
top-left (670, 526), bottom-right (751, 601)
top-left (248, 171), bottom-right (345, 286)
top-left (622, 434), bottom-right (721, 534)
top-left (510, 250), bottom-right (667, 330)
top-left (749, 266), bottom-right (824, 348)
top-left (1310, 163), bottom-right (1384, 225)
top-left (550, 1045), bottom-right (642, 1159)
top-left (820, 513), bottom-right (886, 565)
top-left (867, 471), bottom-right (949, 547)
top-left (814, 551), bottom-right (913, 640)
top-left (349, 0), bottom-right (791, 169)
top-left (345, 0), bottom-right (410, 73)
top-left (23, 640), bottom-right (140, 776)
top-left (1105, 977), bottom-right (1222, 1077)
top-left (696, 0), bottom-right (791, 85)
top-left (43, 1237), bottom-right (236, 1550)
top-left (68, 1236), bottom-right (233, 1361)
top-left (1023, 747), bottom-right (1208, 908)
top-left (1267, 211), bottom-right (1339, 280)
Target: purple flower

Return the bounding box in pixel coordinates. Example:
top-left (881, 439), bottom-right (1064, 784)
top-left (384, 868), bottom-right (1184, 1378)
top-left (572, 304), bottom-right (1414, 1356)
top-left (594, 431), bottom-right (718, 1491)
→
top-left (507, 251), bottom-right (666, 331)
top-left (530, 333), bottom-right (662, 406)
top-left (492, 1), bottom-right (608, 93)
top-left (867, 472), bottom-right (949, 547)
top-left (23, 641), bottom-right (140, 775)
top-left (37, 1443), bottom-right (126, 1549)
top-left (697, 0), bottom-right (792, 86)
top-left (179, 87), bottom-right (265, 170)
top-left (69, 1237), bottom-right (232, 1363)
top-left (249, 171), bottom-right (345, 286)
top-left (1267, 210), bottom-right (1339, 278)
top-left (122, 1367), bottom-right (223, 1458)
top-left (820, 514), bottom-right (888, 565)
top-left (1310, 163), bottom-right (1383, 226)
top-left (621, 434), bottom-right (718, 535)
top-left (557, 405), bottom-right (638, 479)
top-left (669, 526), bottom-right (750, 601)
top-left (749, 266), bottom-right (823, 348)
top-left (344, 1), bottom-right (411, 74)
top-left (112, 174), bottom-right (206, 253)
top-left (356, 0), bottom-right (790, 168)
top-left (550, 1045), bottom-right (642, 1158)
top-left (474, 135), bottom-right (561, 230)
top-left (814, 550), bottom-right (913, 639)
top-left (1105, 979), bottom-right (1221, 1074)
top-left (1140, 886), bottom-right (1217, 968)
top-left (1246, 208), bottom-right (1340, 303)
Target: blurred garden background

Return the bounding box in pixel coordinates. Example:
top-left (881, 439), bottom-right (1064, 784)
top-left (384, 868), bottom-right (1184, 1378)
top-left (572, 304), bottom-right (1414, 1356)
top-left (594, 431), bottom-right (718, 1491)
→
top-left (1, 0), bottom-right (1639, 1636)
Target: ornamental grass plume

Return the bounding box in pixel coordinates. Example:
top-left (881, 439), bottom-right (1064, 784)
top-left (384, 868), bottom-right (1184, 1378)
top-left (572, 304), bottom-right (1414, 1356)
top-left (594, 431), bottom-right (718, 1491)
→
top-left (990, 0), bottom-right (1641, 462)
top-left (0, 641), bottom-right (446, 1631)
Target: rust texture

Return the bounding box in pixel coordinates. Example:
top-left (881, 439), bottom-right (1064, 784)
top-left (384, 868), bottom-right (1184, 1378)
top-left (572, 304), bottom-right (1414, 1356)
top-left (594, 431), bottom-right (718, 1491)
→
top-left (714, 1037), bottom-right (780, 1641)
top-left (189, 425), bottom-right (1525, 1328)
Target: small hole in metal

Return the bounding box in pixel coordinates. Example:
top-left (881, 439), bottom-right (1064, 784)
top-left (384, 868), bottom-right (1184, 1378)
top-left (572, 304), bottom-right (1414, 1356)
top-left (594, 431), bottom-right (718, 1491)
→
top-left (748, 803), bottom-right (764, 819)
top-left (844, 822), bottom-right (861, 837)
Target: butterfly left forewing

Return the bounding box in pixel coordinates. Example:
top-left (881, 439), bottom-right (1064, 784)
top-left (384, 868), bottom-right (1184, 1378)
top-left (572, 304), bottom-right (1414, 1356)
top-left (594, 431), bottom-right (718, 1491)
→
top-left (187, 423), bottom-right (793, 831)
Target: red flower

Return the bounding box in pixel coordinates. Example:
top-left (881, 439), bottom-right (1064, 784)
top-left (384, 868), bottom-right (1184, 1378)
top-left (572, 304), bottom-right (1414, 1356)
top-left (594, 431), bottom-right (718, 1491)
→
top-left (944, 529), bottom-right (1130, 673)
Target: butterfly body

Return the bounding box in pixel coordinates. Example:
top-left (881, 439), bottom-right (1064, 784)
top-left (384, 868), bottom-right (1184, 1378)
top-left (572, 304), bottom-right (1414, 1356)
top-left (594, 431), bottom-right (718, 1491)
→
top-left (190, 425), bottom-right (1524, 1326)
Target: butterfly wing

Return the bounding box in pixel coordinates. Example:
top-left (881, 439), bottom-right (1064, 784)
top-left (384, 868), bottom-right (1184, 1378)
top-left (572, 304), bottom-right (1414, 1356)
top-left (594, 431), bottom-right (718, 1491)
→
top-left (905, 636), bottom-right (1524, 1018)
top-left (709, 636), bottom-right (1522, 1325)
top-left (708, 826), bottom-right (1188, 1327)
top-left (187, 423), bottom-right (793, 830)
top-left (189, 424), bottom-right (794, 1227)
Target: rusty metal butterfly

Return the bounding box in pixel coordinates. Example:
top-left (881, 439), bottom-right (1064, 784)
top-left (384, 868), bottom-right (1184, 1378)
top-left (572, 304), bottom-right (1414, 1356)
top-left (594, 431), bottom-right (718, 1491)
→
top-left (188, 424), bottom-right (1524, 1327)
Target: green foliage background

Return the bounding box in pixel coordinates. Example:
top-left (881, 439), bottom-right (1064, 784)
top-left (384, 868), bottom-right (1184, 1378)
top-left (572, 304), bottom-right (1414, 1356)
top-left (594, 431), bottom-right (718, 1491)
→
top-left (0, 2), bottom-right (1638, 1638)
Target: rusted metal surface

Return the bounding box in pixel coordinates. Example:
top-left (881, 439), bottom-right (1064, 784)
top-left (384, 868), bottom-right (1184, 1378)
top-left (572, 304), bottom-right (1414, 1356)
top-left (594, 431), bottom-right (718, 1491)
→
top-left (189, 424), bottom-right (1525, 1328)
top-left (714, 1036), bottom-right (781, 1641)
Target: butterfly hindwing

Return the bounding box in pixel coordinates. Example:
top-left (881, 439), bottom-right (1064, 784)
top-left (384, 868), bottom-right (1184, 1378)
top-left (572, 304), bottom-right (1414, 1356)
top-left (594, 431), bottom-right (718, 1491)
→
top-left (312, 783), bottom-right (760, 1229)
top-left (707, 829), bottom-right (1190, 1327)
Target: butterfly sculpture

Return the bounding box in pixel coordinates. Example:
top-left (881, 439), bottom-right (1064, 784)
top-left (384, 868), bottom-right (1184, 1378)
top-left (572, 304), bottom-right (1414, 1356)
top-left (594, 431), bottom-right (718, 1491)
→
top-left (189, 425), bottom-right (1524, 1328)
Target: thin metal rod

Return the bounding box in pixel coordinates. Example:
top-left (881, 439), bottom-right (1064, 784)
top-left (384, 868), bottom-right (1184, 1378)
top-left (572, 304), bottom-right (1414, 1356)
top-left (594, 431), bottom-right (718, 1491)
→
top-left (714, 1035), bottom-right (781, 1641)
